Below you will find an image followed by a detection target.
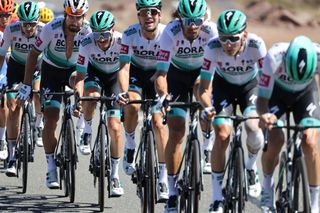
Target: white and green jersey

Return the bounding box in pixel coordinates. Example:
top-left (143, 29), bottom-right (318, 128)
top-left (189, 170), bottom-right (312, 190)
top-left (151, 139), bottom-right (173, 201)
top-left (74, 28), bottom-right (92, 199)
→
top-left (76, 31), bottom-right (122, 74)
top-left (0, 21), bottom-right (44, 64)
top-left (34, 17), bottom-right (91, 69)
top-left (200, 33), bottom-right (266, 85)
top-left (120, 23), bottom-right (165, 71)
top-left (258, 42), bottom-right (320, 99)
top-left (157, 19), bottom-right (218, 72)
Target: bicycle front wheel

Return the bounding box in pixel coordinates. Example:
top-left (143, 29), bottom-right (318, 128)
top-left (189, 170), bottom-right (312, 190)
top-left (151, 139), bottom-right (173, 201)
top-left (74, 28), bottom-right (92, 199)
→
top-left (187, 139), bottom-right (201, 213)
top-left (276, 152), bottom-right (288, 212)
top-left (143, 132), bottom-right (156, 213)
top-left (231, 147), bottom-right (245, 212)
top-left (66, 119), bottom-right (76, 203)
top-left (21, 111), bottom-right (30, 193)
top-left (98, 124), bottom-right (106, 212)
top-left (291, 156), bottom-right (311, 213)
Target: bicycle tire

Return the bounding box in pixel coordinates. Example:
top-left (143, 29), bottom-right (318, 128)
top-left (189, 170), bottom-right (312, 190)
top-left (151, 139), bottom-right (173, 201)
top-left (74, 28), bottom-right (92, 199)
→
top-left (98, 124), bottom-right (106, 212)
top-left (66, 119), bottom-right (76, 203)
top-left (139, 130), bottom-right (147, 212)
top-left (186, 139), bottom-right (201, 213)
top-left (21, 112), bottom-right (30, 193)
top-left (104, 125), bottom-right (111, 198)
top-left (276, 152), bottom-right (288, 212)
top-left (144, 132), bottom-right (156, 213)
top-left (292, 156), bottom-right (311, 213)
top-left (231, 147), bottom-right (244, 212)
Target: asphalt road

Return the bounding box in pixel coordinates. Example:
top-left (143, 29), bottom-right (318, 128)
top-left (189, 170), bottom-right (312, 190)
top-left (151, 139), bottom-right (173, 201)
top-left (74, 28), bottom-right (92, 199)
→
top-left (0, 111), bottom-right (266, 213)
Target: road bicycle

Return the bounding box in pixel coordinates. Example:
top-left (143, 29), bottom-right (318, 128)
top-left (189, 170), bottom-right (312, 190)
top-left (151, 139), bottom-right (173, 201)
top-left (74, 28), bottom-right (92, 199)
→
top-left (77, 94), bottom-right (116, 212)
top-left (164, 101), bottom-right (203, 213)
top-left (126, 99), bottom-right (160, 213)
top-left (3, 88), bottom-right (38, 193)
top-left (44, 89), bottom-right (78, 203)
top-left (266, 110), bottom-right (320, 213)
top-left (214, 104), bottom-right (259, 213)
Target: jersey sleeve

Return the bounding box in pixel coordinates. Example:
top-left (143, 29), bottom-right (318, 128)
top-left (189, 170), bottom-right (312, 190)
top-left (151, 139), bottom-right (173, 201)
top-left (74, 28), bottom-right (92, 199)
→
top-left (200, 44), bottom-right (215, 81)
top-left (315, 43), bottom-right (320, 74)
top-left (258, 52), bottom-right (276, 99)
top-left (0, 26), bottom-right (12, 56)
top-left (76, 40), bottom-right (90, 74)
top-left (33, 23), bottom-right (53, 52)
top-left (156, 30), bottom-right (174, 72)
top-left (119, 29), bottom-right (132, 63)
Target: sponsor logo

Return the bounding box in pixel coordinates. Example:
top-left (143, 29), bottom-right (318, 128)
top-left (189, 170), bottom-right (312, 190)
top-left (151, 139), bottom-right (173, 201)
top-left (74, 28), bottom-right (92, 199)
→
top-left (157, 49), bottom-right (170, 61)
top-left (35, 37), bottom-right (43, 47)
top-left (202, 58), bottom-right (211, 70)
top-left (259, 73), bottom-right (271, 87)
top-left (77, 54), bottom-right (85, 65)
top-left (120, 44), bottom-right (129, 54)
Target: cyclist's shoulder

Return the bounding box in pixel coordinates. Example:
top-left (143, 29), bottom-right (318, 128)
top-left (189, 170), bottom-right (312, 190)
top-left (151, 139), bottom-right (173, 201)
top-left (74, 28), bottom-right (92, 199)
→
top-left (44, 16), bottom-right (64, 32)
top-left (6, 21), bottom-right (21, 33)
top-left (162, 19), bottom-right (181, 38)
top-left (268, 42), bottom-right (288, 56)
top-left (123, 23), bottom-right (140, 38)
top-left (113, 30), bottom-right (122, 42)
top-left (80, 34), bottom-right (93, 47)
top-left (200, 21), bottom-right (217, 35)
top-left (207, 37), bottom-right (221, 50)
top-left (246, 33), bottom-right (266, 49)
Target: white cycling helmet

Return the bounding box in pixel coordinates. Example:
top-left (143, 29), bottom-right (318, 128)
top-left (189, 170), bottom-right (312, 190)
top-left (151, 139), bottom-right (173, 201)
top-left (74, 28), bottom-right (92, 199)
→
top-left (64, 0), bottom-right (88, 16)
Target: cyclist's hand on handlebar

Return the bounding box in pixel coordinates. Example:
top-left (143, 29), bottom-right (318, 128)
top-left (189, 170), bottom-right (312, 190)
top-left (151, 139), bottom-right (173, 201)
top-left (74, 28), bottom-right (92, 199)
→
top-left (16, 83), bottom-right (32, 106)
top-left (156, 94), bottom-right (171, 115)
top-left (259, 113), bottom-right (277, 130)
top-left (73, 91), bottom-right (82, 117)
top-left (116, 92), bottom-right (129, 105)
top-left (200, 106), bottom-right (216, 121)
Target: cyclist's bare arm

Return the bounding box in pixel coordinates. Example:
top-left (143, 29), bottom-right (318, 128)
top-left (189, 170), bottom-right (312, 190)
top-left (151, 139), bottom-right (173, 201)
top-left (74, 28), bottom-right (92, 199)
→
top-left (0, 55), bottom-right (6, 72)
top-left (198, 78), bottom-right (213, 108)
top-left (256, 97), bottom-right (277, 128)
top-left (74, 72), bottom-right (85, 97)
top-left (117, 61), bottom-right (130, 93)
top-left (23, 48), bottom-right (41, 85)
top-left (154, 70), bottom-right (168, 97)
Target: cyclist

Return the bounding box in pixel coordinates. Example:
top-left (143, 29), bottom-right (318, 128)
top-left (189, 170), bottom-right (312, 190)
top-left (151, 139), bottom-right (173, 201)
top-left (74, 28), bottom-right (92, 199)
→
top-left (39, 7), bottom-right (54, 24)
top-left (257, 35), bottom-right (320, 213)
top-left (0, 1), bottom-right (43, 176)
top-left (0, 0), bottom-right (16, 161)
top-left (16, 0), bottom-right (90, 189)
top-left (154, 0), bottom-right (218, 211)
top-left (74, 10), bottom-right (124, 196)
top-left (198, 9), bottom-right (267, 212)
top-left (116, 0), bottom-right (169, 200)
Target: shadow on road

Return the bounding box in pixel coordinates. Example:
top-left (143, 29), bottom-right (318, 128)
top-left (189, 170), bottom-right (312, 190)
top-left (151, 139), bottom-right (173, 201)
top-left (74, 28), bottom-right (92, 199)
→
top-left (0, 186), bottom-right (112, 212)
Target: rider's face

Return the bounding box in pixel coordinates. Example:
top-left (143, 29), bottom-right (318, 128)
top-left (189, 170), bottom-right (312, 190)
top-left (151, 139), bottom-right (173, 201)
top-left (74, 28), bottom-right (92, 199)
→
top-left (20, 21), bottom-right (38, 37)
top-left (0, 12), bottom-right (12, 28)
top-left (180, 17), bottom-right (204, 41)
top-left (137, 8), bottom-right (161, 32)
top-left (65, 14), bottom-right (85, 33)
top-left (219, 31), bottom-right (247, 56)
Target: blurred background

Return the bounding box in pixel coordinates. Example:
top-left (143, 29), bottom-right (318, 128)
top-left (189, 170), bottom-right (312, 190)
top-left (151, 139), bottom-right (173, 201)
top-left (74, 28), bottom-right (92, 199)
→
top-left (15, 0), bottom-right (320, 47)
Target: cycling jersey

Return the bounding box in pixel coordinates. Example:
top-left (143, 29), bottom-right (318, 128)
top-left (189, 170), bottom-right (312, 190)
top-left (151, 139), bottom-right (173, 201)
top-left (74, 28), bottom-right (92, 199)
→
top-left (0, 31), bottom-right (6, 87)
top-left (258, 42), bottom-right (320, 99)
top-left (157, 19), bottom-right (218, 72)
top-left (120, 23), bottom-right (165, 71)
top-left (34, 16), bottom-right (91, 69)
top-left (76, 31), bottom-right (122, 74)
top-left (200, 33), bottom-right (266, 85)
top-left (0, 21), bottom-right (44, 64)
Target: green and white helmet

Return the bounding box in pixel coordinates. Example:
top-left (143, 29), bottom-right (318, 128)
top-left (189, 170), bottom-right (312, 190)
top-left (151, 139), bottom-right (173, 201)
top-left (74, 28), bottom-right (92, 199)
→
top-left (17, 1), bottom-right (40, 22)
top-left (217, 9), bottom-right (247, 35)
top-left (178, 0), bottom-right (207, 18)
top-left (90, 10), bottom-right (115, 31)
top-left (285, 35), bottom-right (317, 82)
top-left (136, 0), bottom-right (162, 10)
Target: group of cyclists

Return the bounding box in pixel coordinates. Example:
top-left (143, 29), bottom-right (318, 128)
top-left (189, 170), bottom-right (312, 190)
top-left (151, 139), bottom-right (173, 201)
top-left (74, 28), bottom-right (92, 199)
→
top-left (0, 0), bottom-right (319, 212)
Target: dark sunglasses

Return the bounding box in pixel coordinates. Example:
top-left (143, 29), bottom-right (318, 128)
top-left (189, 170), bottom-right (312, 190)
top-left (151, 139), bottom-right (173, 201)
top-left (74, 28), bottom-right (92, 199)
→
top-left (21, 21), bottom-right (38, 28)
top-left (138, 8), bottom-right (159, 17)
top-left (0, 13), bottom-right (12, 18)
top-left (93, 31), bottom-right (112, 41)
top-left (181, 17), bottom-right (204, 27)
top-left (219, 35), bottom-right (242, 44)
